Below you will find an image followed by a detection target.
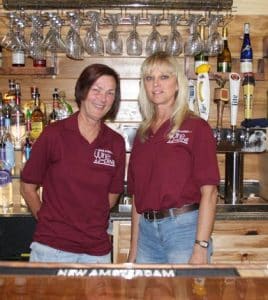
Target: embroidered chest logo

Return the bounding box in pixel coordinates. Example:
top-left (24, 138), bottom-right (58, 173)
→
top-left (167, 130), bottom-right (191, 144)
top-left (94, 149), bottom-right (115, 167)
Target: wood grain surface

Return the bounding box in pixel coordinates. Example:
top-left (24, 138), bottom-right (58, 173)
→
top-left (0, 2), bottom-right (267, 181)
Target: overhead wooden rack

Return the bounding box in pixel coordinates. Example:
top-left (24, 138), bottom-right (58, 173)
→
top-left (3, 0), bottom-right (233, 11)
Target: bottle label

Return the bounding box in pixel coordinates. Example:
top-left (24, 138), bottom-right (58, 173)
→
top-left (0, 169), bottom-right (12, 208)
top-left (243, 84), bottom-right (254, 119)
top-left (25, 146), bottom-right (31, 161)
top-left (4, 118), bottom-right (10, 128)
top-left (0, 146), bottom-right (5, 162)
top-left (194, 60), bottom-right (208, 70)
top-left (5, 141), bottom-right (15, 171)
top-left (12, 50), bottom-right (25, 66)
top-left (33, 58), bottom-right (47, 67)
top-left (241, 45), bottom-right (252, 53)
top-left (240, 60), bottom-right (253, 73)
top-left (31, 122), bottom-right (43, 140)
top-left (10, 124), bottom-right (26, 150)
top-left (218, 62), bottom-right (231, 73)
top-left (0, 170), bottom-right (11, 185)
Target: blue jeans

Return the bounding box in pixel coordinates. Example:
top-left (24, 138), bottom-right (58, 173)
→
top-left (136, 210), bottom-right (212, 264)
top-left (30, 242), bottom-right (111, 263)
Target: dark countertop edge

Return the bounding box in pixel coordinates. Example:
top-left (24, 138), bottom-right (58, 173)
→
top-left (1, 205), bottom-right (268, 221)
top-left (110, 212), bottom-right (268, 221)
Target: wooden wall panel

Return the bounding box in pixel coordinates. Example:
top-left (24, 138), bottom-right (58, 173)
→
top-left (212, 220), bottom-right (268, 263)
top-left (0, 1), bottom-right (267, 182)
top-left (113, 220), bottom-right (268, 264)
top-left (234, 0), bottom-right (268, 15)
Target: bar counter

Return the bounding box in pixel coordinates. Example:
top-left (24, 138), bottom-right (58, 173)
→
top-left (0, 261), bottom-right (268, 299)
top-left (2, 199), bottom-right (268, 220)
top-left (1, 200), bottom-right (268, 262)
top-left (111, 203), bottom-right (268, 221)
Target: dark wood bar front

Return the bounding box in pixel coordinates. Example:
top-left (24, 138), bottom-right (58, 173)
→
top-left (0, 262), bottom-right (268, 299)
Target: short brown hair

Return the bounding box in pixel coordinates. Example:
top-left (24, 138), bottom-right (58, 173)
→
top-left (75, 64), bottom-right (121, 120)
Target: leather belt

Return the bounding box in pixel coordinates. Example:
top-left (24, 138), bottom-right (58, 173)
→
top-left (143, 203), bottom-right (199, 221)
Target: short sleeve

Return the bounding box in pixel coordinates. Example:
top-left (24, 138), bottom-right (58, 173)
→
top-left (21, 127), bottom-right (56, 185)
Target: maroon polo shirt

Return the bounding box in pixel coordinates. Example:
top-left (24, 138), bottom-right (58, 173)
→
top-left (21, 112), bottom-right (125, 255)
top-left (128, 116), bottom-right (220, 213)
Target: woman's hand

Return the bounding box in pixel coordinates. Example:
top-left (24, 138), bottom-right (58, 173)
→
top-left (189, 244), bottom-right (209, 264)
top-left (127, 250), bottom-right (136, 263)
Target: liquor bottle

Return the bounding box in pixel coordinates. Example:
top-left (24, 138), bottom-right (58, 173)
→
top-left (10, 83), bottom-right (26, 150)
top-left (30, 93), bottom-right (45, 141)
top-left (194, 25), bottom-right (208, 71)
top-left (0, 138), bottom-right (5, 163)
top-left (12, 23), bottom-right (25, 67)
top-left (3, 120), bottom-right (15, 172)
top-left (12, 48), bottom-right (25, 67)
top-left (33, 57), bottom-right (47, 68)
top-left (240, 23), bottom-right (253, 73)
top-left (2, 99), bottom-right (12, 130)
top-left (25, 109), bottom-right (32, 136)
top-left (23, 86), bottom-right (38, 117)
top-left (57, 91), bottom-right (73, 120)
top-left (0, 160), bottom-right (13, 209)
top-left (49, 88), bottom-right (59, 123)
top-left (23, 137), bottom-right (32, 162)
top-left (33, 42), bottom-right (46, 68)
top-left (217, 27), bottom-right (232, 72)
top-left (1, 90), bottom-right (14, 172)
top-left (242, 72), bottom-right (255, 120)
top-left (4, 79), bottom-right (16, 108)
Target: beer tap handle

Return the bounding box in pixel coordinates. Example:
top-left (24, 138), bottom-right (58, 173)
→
top-left (214, 87), bottom-right (229, 142)
top-left (229, 73), bottom-right (241, 131)
top-left (196, 64), bottom-right (211, 121)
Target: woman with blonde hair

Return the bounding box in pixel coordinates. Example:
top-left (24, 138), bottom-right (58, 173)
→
top-left (127, 52), bottom-right (219, 264)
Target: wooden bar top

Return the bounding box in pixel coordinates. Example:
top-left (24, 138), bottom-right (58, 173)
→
top-left (0, 262), bottom-right (268, 299)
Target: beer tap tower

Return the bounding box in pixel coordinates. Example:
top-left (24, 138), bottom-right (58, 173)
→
top-left (213, 74), bottom-right (243, 205)
top-left (215, 73), bottom-right (267, 205)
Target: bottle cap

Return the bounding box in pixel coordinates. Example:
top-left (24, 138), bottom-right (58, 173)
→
top-left (244, 23), bottom-right (250, 34)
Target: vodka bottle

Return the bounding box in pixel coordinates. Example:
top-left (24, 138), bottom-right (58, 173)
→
top-left (240, 23), bottom-right (253, 73)
top-left (10, 83), bottom-right (26, 150)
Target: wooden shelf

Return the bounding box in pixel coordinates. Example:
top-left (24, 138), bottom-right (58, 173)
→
top-left (184, 57), bottom-right (267, 81)
top-left (0, 67), bottom-right (56, 76)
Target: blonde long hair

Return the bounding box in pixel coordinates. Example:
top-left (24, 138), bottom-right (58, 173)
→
top-left (138, 52), bottom-right (193, 141)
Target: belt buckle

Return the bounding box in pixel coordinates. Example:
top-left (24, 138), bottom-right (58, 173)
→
top-left (144, 211), bottom-right (158, 221)
top-left (153, 210), bottom-right (165, 220)
top-left (144, 211), bottom-right (152, 221)
top-left (150, 211), bottom-right (157, 221)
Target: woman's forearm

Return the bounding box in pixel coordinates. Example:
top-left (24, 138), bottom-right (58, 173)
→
top-left (127, 197), bottom-right (140, 263)
top-left (20, 182), bottom-right (42, 219)
top-left (189, 185), bottom-right (218, 264)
